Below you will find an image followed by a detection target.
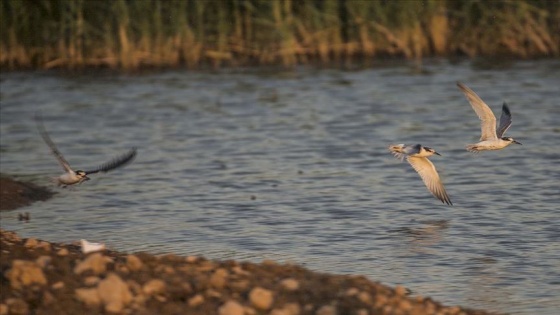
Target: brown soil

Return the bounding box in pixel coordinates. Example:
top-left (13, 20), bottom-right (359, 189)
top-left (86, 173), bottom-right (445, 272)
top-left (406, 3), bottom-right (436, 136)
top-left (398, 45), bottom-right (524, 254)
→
top-left (0, 177), bottom-right (499, 315)
top-left (0, 176), bottom-right (54, 211)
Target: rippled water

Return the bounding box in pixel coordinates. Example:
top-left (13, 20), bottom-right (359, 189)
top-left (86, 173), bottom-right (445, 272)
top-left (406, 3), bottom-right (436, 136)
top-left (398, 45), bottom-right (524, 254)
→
top-left (1, 60), bottom-right (559, 314)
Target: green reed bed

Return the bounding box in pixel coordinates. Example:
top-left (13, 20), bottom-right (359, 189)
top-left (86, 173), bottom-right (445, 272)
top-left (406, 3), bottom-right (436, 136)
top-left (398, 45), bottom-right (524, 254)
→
top-left (1, 0), bottom-right (558, 70)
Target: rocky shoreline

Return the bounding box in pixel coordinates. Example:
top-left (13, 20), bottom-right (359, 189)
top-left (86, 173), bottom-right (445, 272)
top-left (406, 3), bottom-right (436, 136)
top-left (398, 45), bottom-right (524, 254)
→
top-left (0, 177), bottom-right (497, 315)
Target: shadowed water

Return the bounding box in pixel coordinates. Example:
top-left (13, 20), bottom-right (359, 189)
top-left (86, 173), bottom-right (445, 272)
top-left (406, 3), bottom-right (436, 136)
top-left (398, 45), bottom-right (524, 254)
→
top-left (1, 60), bottom-right (559, 314)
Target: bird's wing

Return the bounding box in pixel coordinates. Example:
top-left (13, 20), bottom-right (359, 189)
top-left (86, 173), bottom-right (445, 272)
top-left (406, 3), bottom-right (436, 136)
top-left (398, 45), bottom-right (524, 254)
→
top-left (406, 156), bottom-right (452, 205)
top-left (85, 148), bottom-right (137, 174)
top-left (35, 114), bottom-right (73, 173)
top-left (496, 102), bottom-right (513, 138)
top-left (456, 82), bottom-right (498, 141)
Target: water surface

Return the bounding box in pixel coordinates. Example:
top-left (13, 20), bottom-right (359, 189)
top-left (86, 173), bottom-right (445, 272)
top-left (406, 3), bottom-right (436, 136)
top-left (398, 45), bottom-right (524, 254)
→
top-left (1, 60), bottom-right (559, 314)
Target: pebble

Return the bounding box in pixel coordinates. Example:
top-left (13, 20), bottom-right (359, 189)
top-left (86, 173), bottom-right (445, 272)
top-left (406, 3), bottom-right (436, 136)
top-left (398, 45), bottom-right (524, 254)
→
top-left (210, 268), bottom-right (229, 288)
top-left (218, 300), bottom-right (245, 315)
top-left (249, 287), bottom-right (274, 310)
top-left (56, 248), bottom-right (69, 256)
top-left (126, 254), bottom-right (143, 271)
top-left (35, 255), bottom-right (52, 268)
top-left (98, 273), bottom-right (133, 313)
top-left (5, 298), bottom-right (28, 315)
top-left (394, 285), bottom-right (407, 297)
top-left (23, 238), bottom-right (38, 248)
top-left (84, 276), bottom-right (100, 286)
top-left (142, 279), bottom-right (166, 296)
top-left (0, 304), bottom-right (6, 315)
top-left (344, 287), bottom-right (359, 296)
top-left (188, 294), bottom-right (204, 307)
top-left (185, 256), bottom-right (198, 263)
top-left (315, 305), bottom-right (337, 315)
top-left (270, 303), bottom-right (301, 315)
top-left (280, 278), bottom-right (299, 291)
top-left (75, 288), bottom-right (101, 306)
top-left (73, 253), bottom-right (112, 275)
top-left (51, 281), bottom-right (65, 290)
top-left (358, 291), bottom-right (372, 304)
top-left (5, 260), bottom-right (47, 290)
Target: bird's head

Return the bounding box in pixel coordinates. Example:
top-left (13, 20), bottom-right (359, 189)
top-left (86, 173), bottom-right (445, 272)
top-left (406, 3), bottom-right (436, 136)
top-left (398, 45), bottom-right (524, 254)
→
top-left (502, 137), bottom-right (522, 145)
top-left (424, 147), bottom-right (441, 156)
top-left (75, 170), bottom-right (90, 180)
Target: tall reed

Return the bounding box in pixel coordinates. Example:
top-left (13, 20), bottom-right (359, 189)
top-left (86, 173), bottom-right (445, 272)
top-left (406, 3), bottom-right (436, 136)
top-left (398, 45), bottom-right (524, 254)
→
top-left (1, 0), bottom-right (558, 70)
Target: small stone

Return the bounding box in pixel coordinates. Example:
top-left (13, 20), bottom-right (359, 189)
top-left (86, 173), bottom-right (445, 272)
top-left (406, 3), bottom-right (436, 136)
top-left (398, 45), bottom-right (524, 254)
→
top-left (126, 255), bottom-right (143, 271)
top-left (38, 241), bottom-right (52, 251)
top-left (344, 287), bottom-right (359, 296)
top-left (356, 309), bottom-right (368, 315)
top-left (24, 238), bottom-right (39, 248)
top-left (188, 294), bottom-right (204, 307)
top-left (35, 255), bottom-right (52, 268)
top-left (206, 289), bottom-right (222, 298)
top-left (97, 273), bottom-right (133, 313)
top-left (210, 268), bottom-right (229, 288)
top-left (374, 295), bottom-right (388, 307)
top-left (315, 305), bottom-right (337, 315)
top-left (57, 248), bottom-right (69, 256)
top-left (42, 291), bottom-right (56, 306)
top-left (74, 253), bottom-right (112, 275)
top-left (75, 288), bottom-right (101, 306)
top-left (249, 287), bottom-right (274, 310)
top-left (231, 265), bottom-right (250, 276)
top-left (244, 306), bottom-right (256, 315)
top-left (397, 300), bottom-right (412, 311)
top-left (218, 300), bottom-right (244, 315)
top-left (51, 281), bottom-right (65, 290)
top-left (84, 276), bottom-right (100, 286)
top-left (5, 260), bottom-right (47, 290)
top-left (358, 291), bottom-right (371, 304)
top-left (142, 279), bottom-right (166, 296)
top-left (270, 303), bottom-right (301, 315)
top-left (394, 285), bottom-right (407, 296)
top-left (280, 278), bottom-right (299, 291)
top-left (0, 304), bottom-right (7, 315)
top-left (186, 256), bottom-right (198, 263)
top-left (5, 298), bottom-right (28, 315)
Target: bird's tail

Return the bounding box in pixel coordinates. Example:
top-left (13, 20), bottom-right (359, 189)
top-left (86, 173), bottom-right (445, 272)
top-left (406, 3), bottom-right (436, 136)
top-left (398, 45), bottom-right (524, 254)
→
top-left (465, 144), bottom-right (480, 153)
top-left (388, 144), bottom-right (407, 161)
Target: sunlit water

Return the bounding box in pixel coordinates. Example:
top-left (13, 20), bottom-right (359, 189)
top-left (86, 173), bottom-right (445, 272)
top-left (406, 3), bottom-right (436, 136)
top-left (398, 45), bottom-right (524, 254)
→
top-left (1, 60), bottom-right (559, 314)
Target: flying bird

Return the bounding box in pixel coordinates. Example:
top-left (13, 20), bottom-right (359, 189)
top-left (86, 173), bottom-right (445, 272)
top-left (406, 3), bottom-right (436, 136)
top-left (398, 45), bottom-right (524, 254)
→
top-left (36, 115), bottom-right (137, 187)
top-left (389, 144), bottom-right (452, 205)
top-left (457, 82), bottom-right (521, 152)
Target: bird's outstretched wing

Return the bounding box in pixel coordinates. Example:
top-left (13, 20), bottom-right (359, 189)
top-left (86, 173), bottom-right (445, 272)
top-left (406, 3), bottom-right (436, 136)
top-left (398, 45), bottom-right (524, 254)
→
top-left (85, 148), bottom-right (137, 174)
top-left (406, 156), bottom-right (452, 205)
top-left (35, 114), bottom-right (73, 173)
top-left (496, 102), bottom-right (513, 138)
top-left (456, 82), bottom-right (498, 141)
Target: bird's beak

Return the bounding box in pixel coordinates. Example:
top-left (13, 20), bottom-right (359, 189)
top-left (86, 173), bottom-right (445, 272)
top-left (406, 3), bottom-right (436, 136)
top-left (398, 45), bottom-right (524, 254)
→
top-left (84, 176), bottom-right (91, 181)
top-left (434, 151), bottom-right (441, 156)
top-left (513, 140), bottom-right (522, 145)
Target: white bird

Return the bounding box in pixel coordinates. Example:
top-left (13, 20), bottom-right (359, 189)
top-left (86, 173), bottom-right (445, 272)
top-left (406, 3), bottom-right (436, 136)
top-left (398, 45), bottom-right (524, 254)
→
top-left (36, 115), bottom-right (137, 187)
top-left (389, 144), bottom-right (452, 205)
top-left (457, 82), bottom-right (521, 152)
top-left (80, 239), bottom-right (106, 254)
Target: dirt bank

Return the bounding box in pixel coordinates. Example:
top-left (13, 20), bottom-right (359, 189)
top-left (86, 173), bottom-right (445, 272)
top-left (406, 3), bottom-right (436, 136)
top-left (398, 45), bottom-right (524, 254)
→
top-left (0, 176), bottom-right (54, 211)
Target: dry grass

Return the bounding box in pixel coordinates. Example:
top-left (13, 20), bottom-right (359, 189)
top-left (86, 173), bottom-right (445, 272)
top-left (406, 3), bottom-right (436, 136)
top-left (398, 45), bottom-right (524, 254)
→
top-left (1, 0), bottom-right (558, 70)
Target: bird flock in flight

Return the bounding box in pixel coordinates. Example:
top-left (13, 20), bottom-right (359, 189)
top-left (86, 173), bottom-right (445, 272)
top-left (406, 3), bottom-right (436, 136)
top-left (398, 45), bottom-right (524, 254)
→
top-left (389, 82), bottom-right (521, 205)
top-left (36, 81), bottom-right (520, 207)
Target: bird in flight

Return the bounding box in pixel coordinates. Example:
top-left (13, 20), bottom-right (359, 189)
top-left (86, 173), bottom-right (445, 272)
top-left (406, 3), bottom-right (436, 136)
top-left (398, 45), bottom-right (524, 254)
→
top-left (457, 82), bottom-right (521, 152)
top-left (389, 144), bottom-right (452, 205)
top-left (36, 115), bottom-right (137, 187)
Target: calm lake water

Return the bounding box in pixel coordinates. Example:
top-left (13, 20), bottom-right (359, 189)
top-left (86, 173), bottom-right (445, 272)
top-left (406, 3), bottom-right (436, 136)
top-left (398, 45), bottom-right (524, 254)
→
top-left (1, 60), bottom-right (559, 314)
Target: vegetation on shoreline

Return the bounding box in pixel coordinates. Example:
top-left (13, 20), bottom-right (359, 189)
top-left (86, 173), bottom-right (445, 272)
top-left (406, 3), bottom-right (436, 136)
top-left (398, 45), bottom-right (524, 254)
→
top-left (1, 0), bottom-right (558, 70)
